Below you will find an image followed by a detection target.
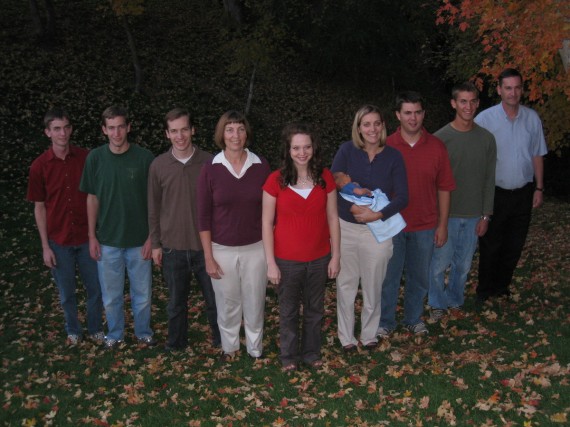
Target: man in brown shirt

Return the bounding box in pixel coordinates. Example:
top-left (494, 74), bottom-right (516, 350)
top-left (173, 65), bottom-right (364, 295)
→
top-left (148, 108), bottom-right (220, 351)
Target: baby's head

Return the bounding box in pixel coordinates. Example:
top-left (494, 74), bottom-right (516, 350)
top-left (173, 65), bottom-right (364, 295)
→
top-left (335, 172), bottom-right (352, 186)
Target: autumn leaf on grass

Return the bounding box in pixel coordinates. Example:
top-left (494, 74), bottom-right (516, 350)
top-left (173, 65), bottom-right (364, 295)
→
top-left (419, 396), bottom-right (430, 409)
top-left (272, 417), bottom-right (287, 427)
top-left (389, 350), bottom-right (403, 362)
top-left (474, 391), bottom-right (501, 411)
top-left (386, 365), bottom-right (404, 378)
top-left (354, 399), bottom-right (367, 410)
top-left (452, 377), bottom-right (469, 390)
top-left (482, 310), bottom-right (498, 321)
top-left (551, 413), bottom-right (568, 423)
top-left (436, 400), bottom-right (457, 426)
top-left (328, 388), bottom-right (352, 398)
top-left (532, 376), bottom-right (551, 387)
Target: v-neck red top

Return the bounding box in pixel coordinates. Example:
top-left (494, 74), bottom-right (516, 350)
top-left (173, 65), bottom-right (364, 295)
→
top-left (263, 168), bottom-right (335, 262)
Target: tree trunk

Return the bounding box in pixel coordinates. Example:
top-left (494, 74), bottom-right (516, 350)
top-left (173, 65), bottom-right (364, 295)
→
top-left (44, 0), bottom-right (56, 40)
top-left (223, 0), bottom-right (243, 25)
top-left (245, 63), bottom-right (257, 116)
top-left (29, 0), bottom-right (56, 44)
top-left (121, 15), bottom-right (143, 94)
top-left (29, 0), bottom-right (44, 38)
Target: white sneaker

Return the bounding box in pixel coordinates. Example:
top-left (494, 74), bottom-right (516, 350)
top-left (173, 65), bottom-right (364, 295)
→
top-left (376, 327), bottom-right (393, 339)
top-left (67, 334), bottom-right (80, 345)
top-left (405, 322), bottom-right (428, 335)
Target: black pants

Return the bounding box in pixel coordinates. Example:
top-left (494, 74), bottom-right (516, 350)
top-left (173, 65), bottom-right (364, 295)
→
top-left (162, 248), bottom-right (221, 348)
top-left (477, 183), bottom-right (534, 299)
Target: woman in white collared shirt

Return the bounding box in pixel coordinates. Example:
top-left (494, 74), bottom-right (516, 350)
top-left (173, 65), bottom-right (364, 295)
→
top-left (198, 110), bottom-right (271, 360)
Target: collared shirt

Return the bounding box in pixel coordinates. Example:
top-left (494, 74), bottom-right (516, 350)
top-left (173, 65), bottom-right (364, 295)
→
top-left (198, 149), bottom-right (271, 246)
top-left (212, 148), bottom-right (262, 178)
top-left (387, 127), bottom-right (456, 232)
top-left (27, 145), bottom-right (90, 246)
top-left (475, 103), bottom-right (547, 190)
top-left (148, 146), bottom-right (213, 251)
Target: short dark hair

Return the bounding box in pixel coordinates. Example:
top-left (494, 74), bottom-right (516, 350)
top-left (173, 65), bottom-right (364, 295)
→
top-left (164, 108), bottom-right (192, 130)
top-left (101, 105), bottom-right (129, 126)
top-left (213, 110), bottom-right (252, 150)
top-left (498, 68), bottom-right (523, 86)
top-left (451, 82), bottom-right (479, 100)
top-left (394, 91), bottom-right (425, 112)
top-left (44, 107), bottom-right (71, 129)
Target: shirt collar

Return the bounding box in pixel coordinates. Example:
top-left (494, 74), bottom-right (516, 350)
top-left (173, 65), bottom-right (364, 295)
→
top-left (212, 148), bottom-right (261, 178)
top-left (46, 144), bottom-right (79, 161)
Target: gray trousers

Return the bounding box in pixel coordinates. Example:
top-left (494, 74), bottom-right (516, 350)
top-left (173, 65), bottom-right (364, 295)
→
top-left (276, 254), bottom-right (330, 366)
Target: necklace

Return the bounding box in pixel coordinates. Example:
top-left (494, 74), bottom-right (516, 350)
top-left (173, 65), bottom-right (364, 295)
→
top-left (297, 175), bottom-right (313, 186)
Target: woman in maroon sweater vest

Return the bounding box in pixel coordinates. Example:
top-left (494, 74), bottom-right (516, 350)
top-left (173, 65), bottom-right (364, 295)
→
top-left (198, 111), bottom-right (271, 361)
top-left (262, 123), bottom-right (340, 372)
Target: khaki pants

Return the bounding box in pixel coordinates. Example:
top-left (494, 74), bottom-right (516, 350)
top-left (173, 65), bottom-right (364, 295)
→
top-left (211, 240), bottom-right (267, 357)
top-left (337, 219), bottom-right (393, 346)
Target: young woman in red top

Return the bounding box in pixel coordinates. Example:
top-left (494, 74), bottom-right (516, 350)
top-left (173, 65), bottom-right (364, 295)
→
top-left (262, 123), bottom-right (340, 372)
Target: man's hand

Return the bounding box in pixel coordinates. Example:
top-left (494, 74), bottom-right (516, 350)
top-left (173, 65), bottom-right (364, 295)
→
top-left (532, 190), bottom-right (543, 209)
top-left (152, 248), bottom-right (162, 267)
top-left (476, 218), bottom-right (490, 237)
top-left (42, 247), bottom-right (57, 268)
top-left (89, 236), bottom-right (101, 261)
top-left (141, 238), bottom-right (152, 260)
top-left (434, 225), bottom-right (448, 248)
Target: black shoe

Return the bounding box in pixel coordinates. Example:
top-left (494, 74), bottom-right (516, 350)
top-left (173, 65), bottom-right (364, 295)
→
top-left (164, 344), bottom-right (186, 353)
top-left (476, 294), bottom-right (488, 304)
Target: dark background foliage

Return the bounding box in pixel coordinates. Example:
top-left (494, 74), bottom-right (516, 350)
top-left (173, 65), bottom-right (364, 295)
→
top-left (0, 0), bottom-right (567, 197)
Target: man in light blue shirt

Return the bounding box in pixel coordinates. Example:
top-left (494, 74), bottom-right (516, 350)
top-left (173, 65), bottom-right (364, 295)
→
top-left (474, 68), bottom-right (547, 302)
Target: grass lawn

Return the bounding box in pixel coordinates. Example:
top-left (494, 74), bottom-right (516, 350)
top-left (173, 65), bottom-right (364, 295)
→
top-left (1, 179), bottom-right (569, 426)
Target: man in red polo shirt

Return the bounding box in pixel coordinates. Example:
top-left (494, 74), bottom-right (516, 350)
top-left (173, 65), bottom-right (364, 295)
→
top-left (27, 108), bottom-right (103, 345)
top-left (379, 92), bottom-right (456, 337)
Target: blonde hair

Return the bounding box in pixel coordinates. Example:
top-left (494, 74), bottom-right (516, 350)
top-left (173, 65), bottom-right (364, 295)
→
top-left (351, 105), bottom-right (386, 149)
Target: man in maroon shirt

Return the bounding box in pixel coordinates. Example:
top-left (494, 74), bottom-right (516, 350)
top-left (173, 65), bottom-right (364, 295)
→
top-left (27, 108), bottom-right (103, 345)
top-left (379, 92), bottom-right (455, 337)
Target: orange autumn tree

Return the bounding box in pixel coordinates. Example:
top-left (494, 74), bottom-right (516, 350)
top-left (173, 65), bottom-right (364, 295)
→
top-left (436, 0), bottom-right (570, 152)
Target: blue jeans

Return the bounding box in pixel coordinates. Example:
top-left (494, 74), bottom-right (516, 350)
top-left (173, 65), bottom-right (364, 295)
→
top-left (380, 229), bottom-right (435, 330)
top-left (429, 217), bottom-right (479, 309)
top-left (98, 245), bottom-right (153, 341)
top-left (162, 248), bottom-right (220, 349)
top-left (49, 241), bottom-right (103, 336)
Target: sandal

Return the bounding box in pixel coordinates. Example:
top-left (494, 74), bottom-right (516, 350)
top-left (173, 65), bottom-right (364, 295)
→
top-left (364, 341), bottom-right (378, 350)
top-left (343, 344), bottom-right (357, 353)
top-left (281, 363), bottom-right (297, 373)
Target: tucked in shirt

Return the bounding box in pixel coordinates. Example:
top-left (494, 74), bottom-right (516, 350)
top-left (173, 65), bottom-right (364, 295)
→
top-left (475, 103), bottom-right (547, 190)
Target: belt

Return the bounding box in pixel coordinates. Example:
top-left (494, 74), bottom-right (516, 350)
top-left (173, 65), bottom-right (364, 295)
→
top-left (495, 182), bottom-right (533, 193)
